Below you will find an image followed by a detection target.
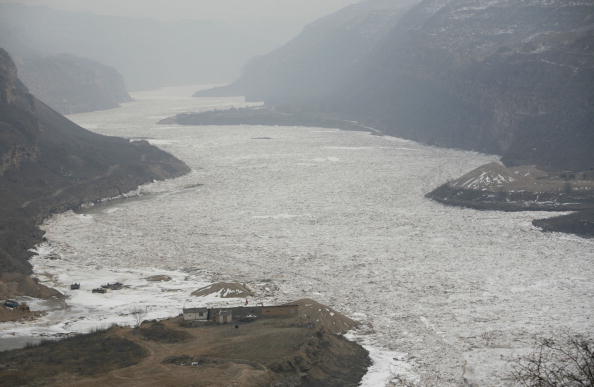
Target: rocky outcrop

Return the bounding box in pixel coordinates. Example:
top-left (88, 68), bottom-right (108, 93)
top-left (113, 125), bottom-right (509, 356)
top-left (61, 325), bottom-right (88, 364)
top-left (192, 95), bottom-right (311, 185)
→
top-left (207, 0), bottom-right (594, 171)
top-left (426, 162), bottom-right (594, 237)
top-left (18, 54), bottom-right (131, 114)
top-left (268, 329), bottom-right (370, 387)
top-left (427, 162), bottom-right (594, 211)
top-left (0, 48), bottom-right (190, 297)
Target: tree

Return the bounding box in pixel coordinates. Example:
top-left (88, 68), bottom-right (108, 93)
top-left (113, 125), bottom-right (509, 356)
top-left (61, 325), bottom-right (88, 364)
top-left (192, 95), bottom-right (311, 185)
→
top-left (131, 306), bottom-right (147, 328)
top-left (511, 333), bottom-right (594, 386)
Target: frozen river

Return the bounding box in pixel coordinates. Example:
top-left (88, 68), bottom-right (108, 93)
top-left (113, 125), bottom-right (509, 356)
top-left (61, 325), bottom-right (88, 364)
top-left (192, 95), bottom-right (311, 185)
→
top-left (4, 86), bottom-right (594, 385)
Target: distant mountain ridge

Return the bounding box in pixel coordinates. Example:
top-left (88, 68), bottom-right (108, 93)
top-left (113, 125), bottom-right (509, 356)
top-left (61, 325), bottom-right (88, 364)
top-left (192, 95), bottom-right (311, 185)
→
top-left (0, 3), bottom-right (303, 90)
top-left (0, 48), bottom-right (190, 298)
top-left (18, 53), bottom-right (131, 114)
top-left (205, 0), bottom-right (594, 171)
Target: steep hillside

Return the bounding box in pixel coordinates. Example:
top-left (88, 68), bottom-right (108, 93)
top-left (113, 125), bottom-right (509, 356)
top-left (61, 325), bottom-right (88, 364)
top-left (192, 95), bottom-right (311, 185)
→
top-left (210, 0), bottom-right (594, 171)
top-left (197, 0), bottom-right (419, 104)
top-left (340, 0), bottom-right (594, 170)
top-left (0, 48), bottom-right (190, 298)
top-left (18, 53), bottom-right (131, 114)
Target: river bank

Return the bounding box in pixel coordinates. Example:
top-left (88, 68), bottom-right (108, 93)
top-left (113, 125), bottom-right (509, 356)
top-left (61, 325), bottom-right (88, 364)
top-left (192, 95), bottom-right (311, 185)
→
top-left (0, 300), bottom-right (371, 386)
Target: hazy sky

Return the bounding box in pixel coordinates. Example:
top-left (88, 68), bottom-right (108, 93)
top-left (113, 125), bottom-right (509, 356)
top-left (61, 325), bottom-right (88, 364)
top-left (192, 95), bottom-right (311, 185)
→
top-left (1, 0), bottom-right (359, 23)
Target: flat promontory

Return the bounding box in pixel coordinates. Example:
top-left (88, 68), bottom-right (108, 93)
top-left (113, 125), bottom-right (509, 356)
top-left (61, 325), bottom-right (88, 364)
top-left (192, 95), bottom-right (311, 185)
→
top-left (159, 106), bottom-right (378, 133)
top-left (0, 299), bottom-right (371, 387)
top-left (427, 162), bottom-right (594, 237)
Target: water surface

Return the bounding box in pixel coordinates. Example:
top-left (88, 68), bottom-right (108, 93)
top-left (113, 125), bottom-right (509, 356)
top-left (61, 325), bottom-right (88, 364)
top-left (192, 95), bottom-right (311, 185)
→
top-left (16, 86), bottom-right (594, 385)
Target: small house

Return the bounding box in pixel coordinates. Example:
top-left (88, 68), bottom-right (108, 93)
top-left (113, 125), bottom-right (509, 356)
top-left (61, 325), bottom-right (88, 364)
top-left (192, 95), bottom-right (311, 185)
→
top-left (183, 307), bottom-right (208, 321)
top-left (216, 309), bottom-right (233, 324)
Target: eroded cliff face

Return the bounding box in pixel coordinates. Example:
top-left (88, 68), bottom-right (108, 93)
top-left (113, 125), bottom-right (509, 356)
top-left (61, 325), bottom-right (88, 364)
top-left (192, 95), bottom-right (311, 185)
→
top-left (18, 54), bottom-right (131, 114)
top-left (342, 0), bottom-right (594, 170)
top-left (0, 48), bottom-right (190, 295)
top-left (0, 145), bottom-right (39, 176)
top-left (0, 52), bottom-right (19, 105)
top-left (0, 51), bottom-right (41, 208)
top-left (218, 0), bottom-right (594, 171)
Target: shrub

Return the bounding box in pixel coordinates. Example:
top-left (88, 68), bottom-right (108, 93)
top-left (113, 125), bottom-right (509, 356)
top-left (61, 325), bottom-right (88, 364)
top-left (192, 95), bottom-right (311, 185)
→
top-left (511, 334), bottom-right (594, 386)
top-left (137, 322), bottom-right (191, 343)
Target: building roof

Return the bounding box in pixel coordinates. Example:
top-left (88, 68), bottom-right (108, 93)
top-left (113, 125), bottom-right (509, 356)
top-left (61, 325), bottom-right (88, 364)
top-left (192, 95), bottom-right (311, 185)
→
top-left (183, 307), bottom-right (208, 313)
top-left (263, 304), bottom-right (299, 308)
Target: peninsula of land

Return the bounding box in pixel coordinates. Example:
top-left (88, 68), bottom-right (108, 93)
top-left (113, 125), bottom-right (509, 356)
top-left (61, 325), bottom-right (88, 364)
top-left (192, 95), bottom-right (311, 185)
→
top-left (427, 162), bottom-right (594, 237)
top-left (159, 106), bottom-right (378, 134)
top-left (0, 299), bottom-right (370, 387)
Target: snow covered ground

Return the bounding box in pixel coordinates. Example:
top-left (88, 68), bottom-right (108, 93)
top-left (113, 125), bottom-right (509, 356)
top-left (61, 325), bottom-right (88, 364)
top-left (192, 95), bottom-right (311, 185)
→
top-left (1, 85), bottom-right (592, 386)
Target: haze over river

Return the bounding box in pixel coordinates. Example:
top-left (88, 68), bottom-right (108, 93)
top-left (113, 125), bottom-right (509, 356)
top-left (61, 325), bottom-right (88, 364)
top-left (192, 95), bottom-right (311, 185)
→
top-left (11, 86), bottom-right (594, 385)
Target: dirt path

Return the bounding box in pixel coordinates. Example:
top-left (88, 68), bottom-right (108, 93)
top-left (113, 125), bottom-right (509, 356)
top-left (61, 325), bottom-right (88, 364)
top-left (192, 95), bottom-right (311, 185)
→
top-left (59, 321), bottom-right (274, 387)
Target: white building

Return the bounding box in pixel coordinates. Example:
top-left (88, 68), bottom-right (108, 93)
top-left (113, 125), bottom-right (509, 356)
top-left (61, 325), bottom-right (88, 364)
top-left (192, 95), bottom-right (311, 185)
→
top-left (183, 307), bottom-right (208, 321)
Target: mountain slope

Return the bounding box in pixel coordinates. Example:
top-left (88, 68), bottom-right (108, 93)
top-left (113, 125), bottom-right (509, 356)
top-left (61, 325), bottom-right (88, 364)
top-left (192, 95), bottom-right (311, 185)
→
top-left (196, 0), bottom-right (419, 104)
top-left (0, 48), bottom-right (190, 298)
top-left (18, 53), bottom-right (131, 114)
top-left (338, 0), bottom-right (594, 170)
top-left (212, 0), bottom-right (594, 171)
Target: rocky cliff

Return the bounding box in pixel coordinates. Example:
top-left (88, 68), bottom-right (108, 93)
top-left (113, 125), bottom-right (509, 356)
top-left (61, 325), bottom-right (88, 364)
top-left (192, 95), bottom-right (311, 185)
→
top-left (196, 0), bottom-right (418, 103)
top-left (209, 0), bottom-right (594, 171)
top-left (18, 54), bottom-right (131, 114)
top-left (0, 48), bottom-right (190, 298)
top-left (340, 0), bottom-right (594, 171)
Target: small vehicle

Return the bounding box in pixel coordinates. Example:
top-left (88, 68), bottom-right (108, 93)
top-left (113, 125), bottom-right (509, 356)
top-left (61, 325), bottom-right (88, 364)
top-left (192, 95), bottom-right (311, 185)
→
top-left (92, 288), bottom-right (107, 294)
top-left (4, 300), bottom-right (19, 308)
top-left (70, 283), bottom-right (80, 290)
top-left (239, 314), bottom-right (258, 322)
